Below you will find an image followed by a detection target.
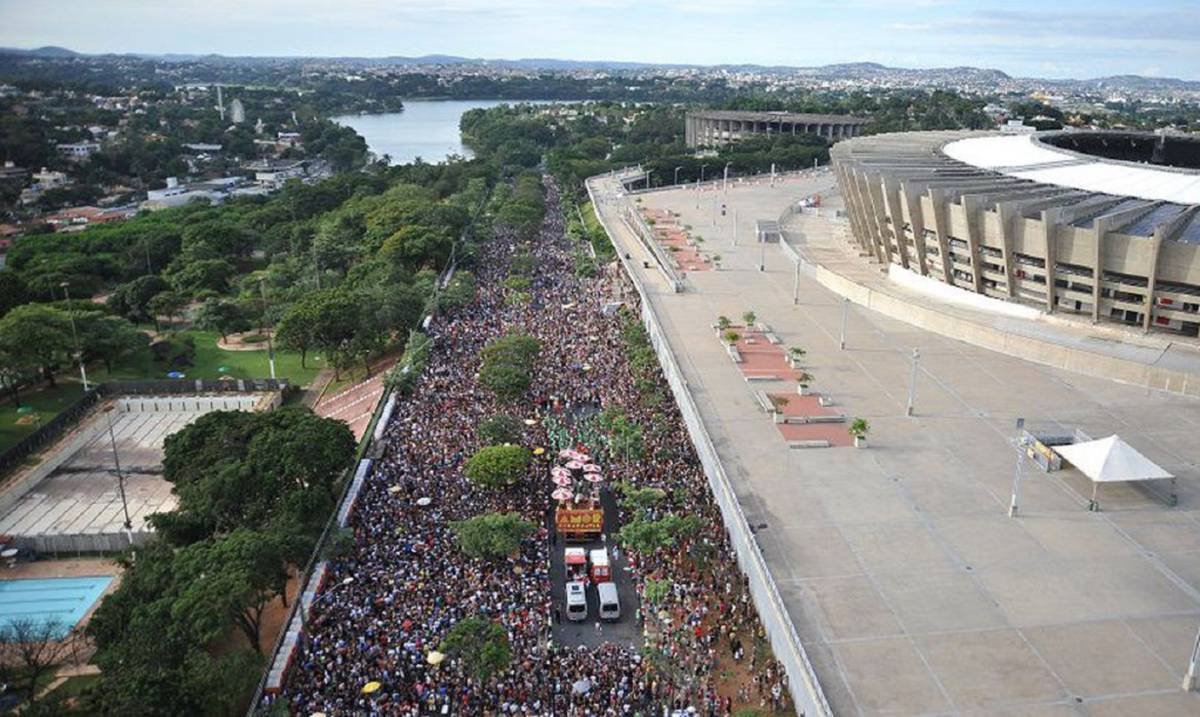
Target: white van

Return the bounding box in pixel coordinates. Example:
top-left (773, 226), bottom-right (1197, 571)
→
top-left (597, 581), bottom-right (620, 621)
top-left (565, 581), bottom-right (588, 621)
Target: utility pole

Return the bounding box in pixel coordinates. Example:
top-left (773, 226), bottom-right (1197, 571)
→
top-left (674, 166), bottom-right (683, 186)
top-left (905, 348), bottom-right (920, 417)
top-left (260, 280), bottom-right (277, 380)
top-left (793, 261), bottom-right (800, 305)
top-left (1184, 622), bottom-right (1200, 690)
top-left (732, 209), bottom-right (738, 247)
top-left (60, 282), bottom-right (89, 391)
top-left (758, 234), bottom-right (766, 272)
top-left (1009, 418), bottom-right (1027, 517)
top-left (723, 162), bottom-right (731, 193)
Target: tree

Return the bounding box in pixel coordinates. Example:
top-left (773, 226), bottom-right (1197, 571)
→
top-left (463, 444), bottom-right (531, 489)
top-left (598, 407), bottom-right (644, 461)
top-left (107, 274), bottom-right (170, 323)
top-left (155, 408), bottom-right (354, 543)
top-left (275, 296), bottom-right (319, 368)
top-left (0, 618), bottom-right (84, 704)
top-left (147, 290), bottom-right (188, 331)
top-left (478, 332), bottom-right (541, 402)
top-left (0, 303), bottom-right (72, 386)
top-left (616, 483), bottom-right (665, 518)
top-left (167, 258), bottom-right (235, 296)
top-left (77, 312), bottom-right (150, 372)
top-left (619, 514), bottom-right (701, 555)
top-left (195, 298), bottom-right (248, 341)
top-left (171, 529), bottom-right (291, 654)
top-left (0, 271), bottom-right (30, 319)
top-left (742, 310), bottom-right (757, 326)
top-left (440, 616), bottom-right (511, 682)
top-left (450, 512), bottom-right (535, 560)
top-left (478, 414), bottom-right (522, 445)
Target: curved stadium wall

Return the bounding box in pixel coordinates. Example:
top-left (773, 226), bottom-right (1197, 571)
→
top-left (831, 130), bottom-right (1200, 336)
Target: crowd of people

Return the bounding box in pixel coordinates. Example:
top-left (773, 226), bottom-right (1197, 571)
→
top-left (278, 177), bottom-right (791, 715)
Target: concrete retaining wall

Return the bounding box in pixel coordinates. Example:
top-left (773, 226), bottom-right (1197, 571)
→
top-left (589, 174), bottom-right (833, 717)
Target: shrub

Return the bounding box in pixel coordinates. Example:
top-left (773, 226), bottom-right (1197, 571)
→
top-left (150, 334), bottom-right (196, 370)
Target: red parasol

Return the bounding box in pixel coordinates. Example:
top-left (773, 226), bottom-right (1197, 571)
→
top-left (585, 471), bottom-right (604, 483)
top-left (552, 474), bottom-right (573, 487)
top-left (583, 464), bottom-right (601, 473)
top-left (551, 488), bottom-right (573, 501)
top-left (565, 460), bottom-right (584, 471)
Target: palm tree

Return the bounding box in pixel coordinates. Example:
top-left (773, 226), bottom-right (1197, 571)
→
top-left (742, 310), bottom-right (757, 327)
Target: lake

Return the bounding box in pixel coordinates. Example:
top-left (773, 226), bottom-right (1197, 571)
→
top-left (333, 99), bottom-right (549, 165)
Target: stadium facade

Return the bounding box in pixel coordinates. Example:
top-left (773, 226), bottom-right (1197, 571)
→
top-left (685, 110), bottom-right (869, 148)
top-left (831, 130), bottom-right (1200, 336)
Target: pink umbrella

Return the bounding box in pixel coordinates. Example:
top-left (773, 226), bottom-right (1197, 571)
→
top-left (558, 449), bottom-right (575, 459)
top-left (583, 464), bottom-right (601, 474)
top-left (585, 472), bottom-right (604, 483)
top-left (565, 460), bottom-right (584, 471)
top-left (551, 466), bottom-right (571, 479)
top-left (551, 488), bottom-right (573, 501)
top-left (552, 474), bottom-right (573, 487)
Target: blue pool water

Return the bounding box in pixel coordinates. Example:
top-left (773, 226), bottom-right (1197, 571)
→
top-left (0, 576), bottom-right (113, 637)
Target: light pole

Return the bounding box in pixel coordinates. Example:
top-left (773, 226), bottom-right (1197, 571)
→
top-left (673, 166), bottom-right (683, 186)
top-left (758, 234), bottom-right (766, 272)
top-left (260, 280), bottom-right (277, 380)
top-left (60, 282), bottom-right (89, 391)
top-left (723, 162), bottom-right (732, 192)
top-left (302, 576), bottom-right (356, 630)
top-left (792, 261), bottom-right (801, 305)
top-left (732, 208), bottom-right (738, 247)
top-left (700, 164), bottom-right (708, 185)
top-left (1009, 418), bottom-right (1027, 517)
top-left (1185, 622), bottom-right (1200, 690)
top-left (103, 405), bottom-right (134, 544)
top-left (839, 298), bottom-right (848, 349)
top-left (905, 348), bottom-right (920, 417)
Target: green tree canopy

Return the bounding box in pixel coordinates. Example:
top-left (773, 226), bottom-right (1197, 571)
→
top-left (450, 512), bottom-right (535, 560)
top-left (463, 444), bottom-right (531, 489)
top-left (440, 616), bottom-right (511, 682)
top-left (0, 303), bottom-right (72, 386)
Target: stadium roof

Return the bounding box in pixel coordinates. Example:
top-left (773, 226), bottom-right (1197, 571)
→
top-left (943, 134), bottom-right (1200, 204)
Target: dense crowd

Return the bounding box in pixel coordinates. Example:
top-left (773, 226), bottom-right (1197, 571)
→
top-left (279, 178), bottom-right (790, 715)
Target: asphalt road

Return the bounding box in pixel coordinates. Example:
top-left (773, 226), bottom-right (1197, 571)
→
top-left (548, 485), bottom-right (643, 649)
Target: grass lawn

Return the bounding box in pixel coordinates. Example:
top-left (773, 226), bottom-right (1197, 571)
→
top-left (94, 330), bottom-right (325, 386)
top-left (44, 673), bottom-right (102, 701)
top-left (0, 380), bottom-right (89, 453)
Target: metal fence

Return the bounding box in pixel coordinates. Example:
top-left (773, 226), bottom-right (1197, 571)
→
top-left (587, 173), bottom-right (833, 717)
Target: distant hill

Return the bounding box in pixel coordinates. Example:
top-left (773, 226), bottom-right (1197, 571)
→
top-left (0, 46), bottom-right (1196, 90)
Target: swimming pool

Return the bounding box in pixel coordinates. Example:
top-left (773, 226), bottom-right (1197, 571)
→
top-left (0, 576), bottom-right (113, 638)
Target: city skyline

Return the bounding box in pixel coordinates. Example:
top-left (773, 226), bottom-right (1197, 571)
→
top-left (1, 0), bottom-right (1198, 81)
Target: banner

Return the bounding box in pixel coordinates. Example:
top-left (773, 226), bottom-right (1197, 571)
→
top-left (555, 509), bottom-right (603, 533)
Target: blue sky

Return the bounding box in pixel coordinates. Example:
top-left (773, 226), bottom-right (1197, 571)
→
top-left (1, 0), bottom-right (1197, 80)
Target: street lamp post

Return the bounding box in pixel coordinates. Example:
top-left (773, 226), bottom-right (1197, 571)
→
top-left (839, 298), bottom-right (848, 349)
top-left (1009, 418), bottom-right (1027, 517)
top-left (732, 209), bottom-right (738, 247)
top-left (302, 576), bottom-right (356, 630)
top-left (59, 282), bottom-right (89, 391)
top-left (905, 348), bottom-right (920, 417)
top-left (673, 166), bottom-right (683, 186)
top-left (723, 162), bottom-right (732, 192)
top-left (260, 280), bottom-right (277, 380)
top-left (758, 234), bottom-right (766, 272)
top-left (104, 406), bottom-right (134, 544)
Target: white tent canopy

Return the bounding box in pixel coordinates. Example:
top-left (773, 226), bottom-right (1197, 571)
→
top-left (1054, 435), bottom-right (1173, 484)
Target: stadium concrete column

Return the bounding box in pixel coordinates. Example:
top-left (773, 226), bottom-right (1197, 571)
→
top-left (927, 188), bottom-right (955, 284)
top-left (882, 177), bottom-right (911, 270)
top-left (1090, 216), bottom-right (1117, 323)
top-left (1040, 207), bottom-right (1061, 313)
top-left (1144, 229), bottom-right (1164, 331)
top-left (901, 182), bottom-right (929, 276)
top-left (835, 164), bottom-right (869, 255)
top-left (863, 172), bottom-right (893, 265)
top-left (995, 202), bottom-right (1019, 297)
top-left (960, 196), bottom-right (986, 293)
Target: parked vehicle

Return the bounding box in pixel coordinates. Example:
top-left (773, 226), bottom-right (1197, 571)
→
top-left (565, 547), bottom-right (587, 582)
top-left (589, 548), bottom-right (611, 583)
top-left (565, 581), bottom-right (588, 621)
top-left (597, 581), bottom-right (620, 621)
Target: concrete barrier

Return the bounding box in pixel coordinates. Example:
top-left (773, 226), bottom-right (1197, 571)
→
top-left (588, 175), bottom-right (833, 717)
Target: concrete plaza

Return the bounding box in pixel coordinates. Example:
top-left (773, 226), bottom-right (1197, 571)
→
top-left (597, 174), bottom-right (1200, 715)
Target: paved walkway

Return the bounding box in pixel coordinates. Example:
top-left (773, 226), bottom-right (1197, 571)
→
top-left (596, 176), bottom-right (1200, 715)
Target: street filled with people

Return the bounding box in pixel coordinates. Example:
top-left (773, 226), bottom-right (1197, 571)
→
top-left (281, 177), bottom-right (791, 715)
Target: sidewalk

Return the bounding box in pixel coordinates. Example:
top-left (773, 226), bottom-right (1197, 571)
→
top-left (595, 175), bottom-right (1200, 716)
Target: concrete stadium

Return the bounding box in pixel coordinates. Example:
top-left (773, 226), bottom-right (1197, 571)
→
top-left (832, 130), bottom-right (1200, 337)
